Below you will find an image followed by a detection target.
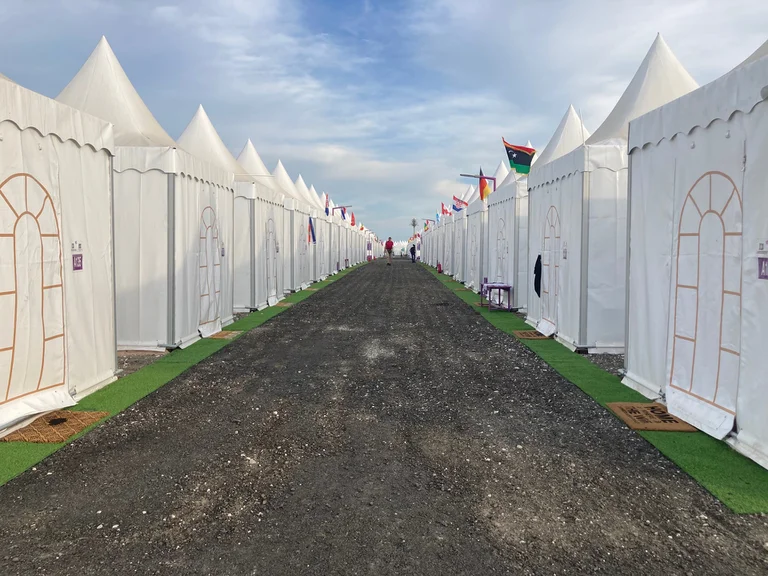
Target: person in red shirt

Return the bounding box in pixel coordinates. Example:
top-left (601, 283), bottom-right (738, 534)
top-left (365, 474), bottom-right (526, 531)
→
top-left (384, 237), bottom-right (394, 265)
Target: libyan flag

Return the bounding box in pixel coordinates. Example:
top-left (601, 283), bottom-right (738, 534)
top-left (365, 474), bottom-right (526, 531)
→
top-left (503, 139), bottom-right (536, 174)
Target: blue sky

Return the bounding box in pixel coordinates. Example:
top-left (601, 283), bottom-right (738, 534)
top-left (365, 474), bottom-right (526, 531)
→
top-left (1, 0), bottom-right (767, 240)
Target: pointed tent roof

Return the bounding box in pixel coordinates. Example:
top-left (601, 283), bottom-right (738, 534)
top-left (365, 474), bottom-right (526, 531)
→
top-left (272, 160), bottom-right (303, 202)
top-left (525, 140), bottom-right (544, 166)
top-left (176, 105), bottom-right (253, 182)
top-left (497, 170), bottom-right (518, 189)
top-left (460, 184), bottom-right (475, 202)
top-left (237, 139), bottom-right (285, 200)
top-left (535, 105), bottom-right (590, 167)
top-left (56, 36), bottom-right (175, 147)
top-left (465, 184), bottom-right (480, 204)
top-left (309, 185), bottom-right (324, 209)
top-left (492, 160), bottom-right (509, 184)
top-left (734, 38), bottom-right (768, 70)
top-left (586, 34), bottom-right (698, 144)
top-left (295, 175), bottom-right (322, 209)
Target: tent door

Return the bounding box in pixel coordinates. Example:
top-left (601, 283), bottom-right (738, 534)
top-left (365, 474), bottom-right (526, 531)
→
top-left (667, 171), bottom-right (742, 438)
top-left (538, 205), bottom-right (560, 336)
top-left (1, 175), bottom-right (66, 405)
top-left (266, 218), bottom-right (278, 306)
top-left (198, 205), bottom-right (221, 337)
top-left (495, 216), bottom-right (507, 283)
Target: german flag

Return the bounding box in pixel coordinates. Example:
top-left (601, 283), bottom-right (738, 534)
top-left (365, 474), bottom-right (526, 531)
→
top-left (503, 139), bottom-right (536, 174)
top-left (479, 168), bottom-right (493, 201)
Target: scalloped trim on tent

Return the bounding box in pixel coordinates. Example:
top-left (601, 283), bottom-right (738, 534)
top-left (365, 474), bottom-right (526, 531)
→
top-left (0, 76), bottom-right (114, 154)
top-left (630, 40), bottom-right (768, 153)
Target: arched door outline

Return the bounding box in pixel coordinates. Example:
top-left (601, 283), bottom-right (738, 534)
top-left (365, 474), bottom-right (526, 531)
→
top-left (199, 205), bottom-right (220, 328)
top-left (266, 217), bottom-right (277, 299)
top-left (541, 205), bottom-right (561, 325)
top-left (496, 216), bottom-right (507, 282)
top-left (0, 173), bottom-right (66, 404)
top-left (669, 171), bottom-right (742, 414)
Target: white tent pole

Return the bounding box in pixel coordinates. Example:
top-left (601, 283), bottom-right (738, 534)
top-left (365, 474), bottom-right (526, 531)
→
top-left (166, 174), bottom-right (176, 347)
top-left (110, 156), bottom-right (118, 370)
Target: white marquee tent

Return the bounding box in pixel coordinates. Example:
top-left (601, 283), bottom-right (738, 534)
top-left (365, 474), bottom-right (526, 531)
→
top-left (273, 160), bottom-right (313, 291)
top-left (0, 75), bottom-right (117, 431)
top-left (173, 109), bottom-right (280, 317)
top-left (237, 140), bottom-right (288, 306)
top-left (294, 175), bottom-right (322, 282)
top-left (174, 106), bottom-right (238, 333)
top-left (57, 37), bottom-right (235, 349)
top-left (464, 198), bottom-right (487, 291)
top-left (520, 106), bottom-right (590, 317)
top-left (311, 187), bottom-right (332, 280)
top-left (452, 185), bottom-right (474, 282)
top-left (487, 157), bottom-right (538, 310)
top-left (622, 44), bottom-right (768, 468)
top-left (526, 34), bottom-right (698, 352)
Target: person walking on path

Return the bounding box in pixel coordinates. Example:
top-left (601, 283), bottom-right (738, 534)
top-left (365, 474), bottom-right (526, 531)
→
top-left (410, 244), bottom-right (416, 263)
top-left (385, 237), bottom-right (394, 265)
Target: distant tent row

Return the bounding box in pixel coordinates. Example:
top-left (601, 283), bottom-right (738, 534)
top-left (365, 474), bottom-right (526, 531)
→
top-left (422, 35), bottom-right (768, 470)
top-left (0, 37), bottom-right (381, 433)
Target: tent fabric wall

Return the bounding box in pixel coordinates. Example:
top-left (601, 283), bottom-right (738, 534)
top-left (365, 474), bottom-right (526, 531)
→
top-left (487, 176), bottom-right (529, 309)
top-left (57, 39), bottom-right (236, 348)
top-left (452, 212), bottom-right (467, 282)
top-left (112, 149), bottom-right (235, 349)
top-left (623, 54), bottom-right (768, 468)
top-left (0, 77), bottom-right (117, 431)
top-left (526, 144), bottom-right (626, 348)
top-left (465, 199), bottom-right (487, 292)
top-left (525, 34), bottom-right (695, 351)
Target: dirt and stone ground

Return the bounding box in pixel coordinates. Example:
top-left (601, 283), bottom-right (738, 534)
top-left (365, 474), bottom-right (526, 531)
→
top-left (1, 260), bottom-right (766, 575)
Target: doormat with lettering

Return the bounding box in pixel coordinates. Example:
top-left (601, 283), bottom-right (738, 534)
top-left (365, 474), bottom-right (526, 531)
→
top-left (208, 331), bottom-right (242, 340)
top-left (1, 411), bottom-right (109, 444)
top-left (513, 330), bottom-right (551, 340)
top-left (607, 402), bottom-right (697, 432)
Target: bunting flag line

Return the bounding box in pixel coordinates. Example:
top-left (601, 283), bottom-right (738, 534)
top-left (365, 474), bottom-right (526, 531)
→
top-left (503, 139), bottom-right (536, 174)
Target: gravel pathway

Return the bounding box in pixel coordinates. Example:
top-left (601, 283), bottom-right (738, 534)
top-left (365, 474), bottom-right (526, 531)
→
top-left (0, 261), bottom-right (765, 575)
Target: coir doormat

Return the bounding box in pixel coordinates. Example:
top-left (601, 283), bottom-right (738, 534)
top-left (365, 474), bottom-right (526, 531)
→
top-left (1, 410), bottom-right (109, 444)
top-left (276, 302), bottom-right (294, 307)
top-left (607, 402), bottom-right (697, 432)
top-left (513, 330), bottom-right (551, 340)
top-left (208, 330), bottom-right (242, 340)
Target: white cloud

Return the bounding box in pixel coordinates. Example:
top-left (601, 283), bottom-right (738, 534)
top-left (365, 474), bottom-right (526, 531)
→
top-left (2, 0), bottom-right (767, 240)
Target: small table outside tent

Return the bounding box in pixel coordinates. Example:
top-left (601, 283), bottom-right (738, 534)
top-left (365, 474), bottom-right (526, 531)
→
top-left (480, 281), bottom-right (513, 312)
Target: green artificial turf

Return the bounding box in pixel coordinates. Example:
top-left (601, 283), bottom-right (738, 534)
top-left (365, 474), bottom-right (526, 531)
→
top-left (427, 265), bottom-right (768, 514)
top-left (0, 263), bottom-right (364, 487)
